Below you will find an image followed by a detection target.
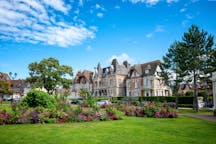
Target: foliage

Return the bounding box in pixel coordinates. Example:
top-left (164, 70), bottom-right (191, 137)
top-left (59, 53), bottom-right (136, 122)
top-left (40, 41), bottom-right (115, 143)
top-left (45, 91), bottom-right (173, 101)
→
top-left (79, 89), bottom-right (90, 99)
top-left (22, 89), bottom-right (56, 109)
top-left (85, 95), bottom-right (95, 108)
top-left (27, 57), bottom-right (73, 94)
top-left (161, 25), bottom-right (215, 111)
top-left (185, 91), bottom-right (194, 97)
top-left (117, 102), bottom-right (178, 118)
top-left (0, 80), bottom-right (12, 95)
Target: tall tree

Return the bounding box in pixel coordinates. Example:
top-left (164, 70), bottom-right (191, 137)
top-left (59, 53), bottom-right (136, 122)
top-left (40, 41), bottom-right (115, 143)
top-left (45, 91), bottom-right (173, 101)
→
top-left (27, 57), bottom-right (73, 95)
top-left (181, 25), bottom-right (214, 111)
top-left (162, 25), bottom-right (215, 111)
top-left (160, 41), bottom-right (188, 108)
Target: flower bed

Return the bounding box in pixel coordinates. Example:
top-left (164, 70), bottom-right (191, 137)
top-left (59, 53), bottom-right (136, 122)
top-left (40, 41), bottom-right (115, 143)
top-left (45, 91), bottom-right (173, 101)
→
top-left (115, 102), bottom-right (178, 118)
top-left (0, 101), bottom-right (122, 125)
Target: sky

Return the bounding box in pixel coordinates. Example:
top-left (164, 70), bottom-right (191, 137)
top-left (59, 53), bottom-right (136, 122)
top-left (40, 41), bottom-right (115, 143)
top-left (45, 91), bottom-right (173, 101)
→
top-left (0, 0), bottom-right (216, 79)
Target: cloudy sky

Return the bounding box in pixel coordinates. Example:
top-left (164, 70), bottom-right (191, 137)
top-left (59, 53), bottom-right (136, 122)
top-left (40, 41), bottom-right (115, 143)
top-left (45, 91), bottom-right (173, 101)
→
top-left (0, 0), bottom-right (215, 79)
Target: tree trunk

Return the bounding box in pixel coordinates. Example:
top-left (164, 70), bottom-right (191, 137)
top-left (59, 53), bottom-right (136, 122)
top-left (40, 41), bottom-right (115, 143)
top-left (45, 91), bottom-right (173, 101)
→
top-left (193, 72), bottom-right (199, 112)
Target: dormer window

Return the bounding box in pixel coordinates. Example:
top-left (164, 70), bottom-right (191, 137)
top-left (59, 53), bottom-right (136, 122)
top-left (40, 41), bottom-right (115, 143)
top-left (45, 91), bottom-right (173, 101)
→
top-left (147, 64), bottom-right (151, 70)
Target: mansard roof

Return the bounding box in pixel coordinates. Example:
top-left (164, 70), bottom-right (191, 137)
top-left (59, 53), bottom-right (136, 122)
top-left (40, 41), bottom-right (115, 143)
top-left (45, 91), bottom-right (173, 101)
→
top-left (0, 72), bottom-right (10, 81)
top-left (128, 60), bottom-right (161, 77)
top-left (141, 60), bottom-right (161, 76)
top-left (74, 70), bottom-right (93, 83)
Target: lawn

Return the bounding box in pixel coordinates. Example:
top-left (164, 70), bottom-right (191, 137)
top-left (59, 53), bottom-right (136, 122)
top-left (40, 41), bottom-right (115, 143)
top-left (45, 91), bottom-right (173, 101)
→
top-left (0, 116), bottom-right (215, 144)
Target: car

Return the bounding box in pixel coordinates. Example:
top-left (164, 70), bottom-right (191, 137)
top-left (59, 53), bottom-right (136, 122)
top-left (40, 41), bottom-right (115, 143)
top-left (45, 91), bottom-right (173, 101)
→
top-left (71, 99), bottom-right (82, 104)
top-left (96, 100), bottom-right (111, 106)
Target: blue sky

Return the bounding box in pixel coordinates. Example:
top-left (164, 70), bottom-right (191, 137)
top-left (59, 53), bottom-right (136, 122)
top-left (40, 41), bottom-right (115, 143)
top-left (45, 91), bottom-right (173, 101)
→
top-left (0, 0), bottom-right (216, 79)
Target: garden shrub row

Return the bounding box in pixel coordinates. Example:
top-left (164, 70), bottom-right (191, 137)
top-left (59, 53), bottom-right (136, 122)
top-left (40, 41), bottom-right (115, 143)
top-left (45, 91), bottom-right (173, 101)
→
top-left (112, 96), bottom-right (197, 105)
top-left (114, 102), bottom-right (178, 118)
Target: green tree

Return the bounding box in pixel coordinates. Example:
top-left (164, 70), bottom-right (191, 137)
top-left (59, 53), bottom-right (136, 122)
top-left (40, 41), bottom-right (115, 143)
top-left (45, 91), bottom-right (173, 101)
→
top-left (160, 41), bottom-right (188, 108)
top-left (0, 80), bottom-right (12, 97)
top-left (181, 25), bottom-right (214, 111)
top-left (79, 89), bottom-right (90, 99)
top-left (162, 25), bottom-right (215, 111)
top-left (27, 57), bottom-right (73, 95)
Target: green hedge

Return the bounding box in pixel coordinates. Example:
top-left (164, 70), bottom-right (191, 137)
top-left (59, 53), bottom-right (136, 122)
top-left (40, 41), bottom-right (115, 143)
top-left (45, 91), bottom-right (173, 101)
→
top-left (178, 104), bottom-right (193, 108)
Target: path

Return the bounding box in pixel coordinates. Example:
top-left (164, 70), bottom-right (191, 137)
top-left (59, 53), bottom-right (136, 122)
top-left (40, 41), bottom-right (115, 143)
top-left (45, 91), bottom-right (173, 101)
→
top-left (183, 114), bottom-right (216, 122)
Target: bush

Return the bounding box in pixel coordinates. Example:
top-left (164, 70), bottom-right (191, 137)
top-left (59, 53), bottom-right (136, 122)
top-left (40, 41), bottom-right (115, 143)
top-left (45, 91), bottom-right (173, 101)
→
top-left (22, 89), bottom-right (56, 109)
top-left (178, 104), bottom-right (193, 108)
top-left (185, 91), bottom-right (194, 97)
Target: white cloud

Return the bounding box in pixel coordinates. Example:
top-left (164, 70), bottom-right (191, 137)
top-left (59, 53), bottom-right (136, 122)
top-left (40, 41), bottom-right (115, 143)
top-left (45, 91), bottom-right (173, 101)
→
top-left (123, 0), bottom-right (179, 5)
top-left (155, 25), bottom-right (164, 32)
top-left (109, 53), bottom-right (135, 64)
top-left (186, 14), bottom-right (193, 19)
top-left (180, 8), bottom-right (186, 12)
top-left (166, 0), bottom-right (179, 4)
top-left (0, 0), bottom-right (95, 47)
top-left (146, 33), bottom-right (153, 38)
top-left (95, 4), bottom-right (105, 11)
top-left (115, 5), bottom-right (120, 9)
top-left (86, 45), bottom-right (92, 51)
top-left (97, 13), bottom-right (104, 18)
top-left (123, 0), bottom-right (159, 5)
top-left (79, 0), bottom-right (83, 6)
top-left (43, 0), bottom-right (71, 14)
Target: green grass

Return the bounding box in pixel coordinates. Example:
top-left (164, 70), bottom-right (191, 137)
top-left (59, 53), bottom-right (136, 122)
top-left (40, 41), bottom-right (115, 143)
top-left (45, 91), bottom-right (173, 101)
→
top-left (0, 116), bottom-right (215, 144)
top-left (178, 108), bottom-right (213, 114)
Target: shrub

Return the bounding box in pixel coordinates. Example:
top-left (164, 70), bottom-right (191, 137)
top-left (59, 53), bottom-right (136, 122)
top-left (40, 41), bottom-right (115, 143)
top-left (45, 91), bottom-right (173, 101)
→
top-left (185, 91), bottom-right (194, 97)
top-left (22, 90), bottom-right (56, 109)
top-left (117, 102), bottom-right (178, 118)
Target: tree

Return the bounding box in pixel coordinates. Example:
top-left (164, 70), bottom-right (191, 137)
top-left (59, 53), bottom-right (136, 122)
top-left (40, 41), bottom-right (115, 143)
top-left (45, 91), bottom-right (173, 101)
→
top-left (0, 80), bottom-right (12, 98)
top-left (79, 89), bottom-right (90, 99)
top-left (27, 57), bottom-right (73, 95)
top-left (162, 25), bottom-right (215, 111)
top-left (160, 41), bottom-right (188, 108)
top-left (181, 25), bottom-right (214, 111)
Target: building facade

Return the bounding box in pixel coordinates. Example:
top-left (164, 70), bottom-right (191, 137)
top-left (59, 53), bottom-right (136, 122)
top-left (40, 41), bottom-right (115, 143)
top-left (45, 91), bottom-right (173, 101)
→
top-left (93, 59), bottom-right (130, 98)
top-left (126, 60), bottom-right (172, 97)
top-left (10, 80), bottom-right (31, 99)
top-left (72, 70), bottom-right (93, 96)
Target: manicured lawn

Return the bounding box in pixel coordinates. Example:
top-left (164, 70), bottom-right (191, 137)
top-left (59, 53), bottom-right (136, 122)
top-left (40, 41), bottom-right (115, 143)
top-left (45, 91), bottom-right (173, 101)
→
top-left (0, 116), bottom-right (215, 144)
top-left (178, 108), bottom-right (213, 115)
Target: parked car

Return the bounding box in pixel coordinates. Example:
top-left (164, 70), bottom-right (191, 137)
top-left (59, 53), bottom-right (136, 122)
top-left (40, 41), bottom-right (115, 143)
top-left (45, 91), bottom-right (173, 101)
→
top-left (71, 99), bottom-right (82, 105)
top-left (96, 100), bottom-right (111, 106)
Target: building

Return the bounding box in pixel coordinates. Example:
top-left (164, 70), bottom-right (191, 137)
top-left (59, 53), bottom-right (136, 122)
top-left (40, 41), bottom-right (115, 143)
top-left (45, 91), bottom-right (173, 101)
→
top-left (10, 80), bottom-right (31, 99)
top-left (0, 72), bottom-right (10, 81)
top-left (126, 60), bottom-right (172, 97)
top-left (93, 59), bottom-right (130, 98)
top-left (72, 70), bottom-right (94, 96)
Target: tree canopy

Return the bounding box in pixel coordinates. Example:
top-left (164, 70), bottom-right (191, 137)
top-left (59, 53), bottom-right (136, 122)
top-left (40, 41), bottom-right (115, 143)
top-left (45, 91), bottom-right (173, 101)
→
top-left (27, 57), bottom-right (73, 95)
top-left (161, 25), bottom-right (215, 111)
top-left (0, 80), bottom-right (12, 96)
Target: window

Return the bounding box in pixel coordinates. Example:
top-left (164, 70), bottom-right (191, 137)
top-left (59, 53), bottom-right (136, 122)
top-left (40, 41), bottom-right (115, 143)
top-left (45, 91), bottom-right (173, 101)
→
top-left (135, 80), bottom-right (138, 88)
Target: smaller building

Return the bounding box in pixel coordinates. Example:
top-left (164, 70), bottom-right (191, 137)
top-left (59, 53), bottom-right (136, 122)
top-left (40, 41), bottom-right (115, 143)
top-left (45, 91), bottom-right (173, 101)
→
top-left (126, 60), bottom-right (172, 97)
top-left (10, 80), bottom-right (31, 99)
top-left (72, 70), bottom-right (93, 96)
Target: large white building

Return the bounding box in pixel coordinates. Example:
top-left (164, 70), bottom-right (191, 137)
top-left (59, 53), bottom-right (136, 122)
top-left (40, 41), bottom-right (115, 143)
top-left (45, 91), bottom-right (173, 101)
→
top-left (126, 60), bottom-right (172, 97)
